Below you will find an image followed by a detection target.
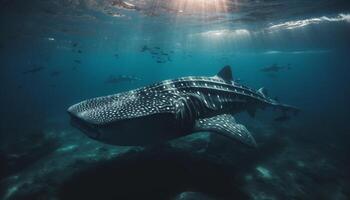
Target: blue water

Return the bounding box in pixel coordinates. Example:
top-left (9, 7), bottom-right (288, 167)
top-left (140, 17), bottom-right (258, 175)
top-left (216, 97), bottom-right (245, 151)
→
top-left (1, 0), bottom-right (350, 199)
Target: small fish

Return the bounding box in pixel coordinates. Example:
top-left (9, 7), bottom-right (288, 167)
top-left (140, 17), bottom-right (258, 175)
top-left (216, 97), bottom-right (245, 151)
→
top-left (140, 45), bottom-right (149, 52)
top-left (22, 66), bottom-right (45, 74)
top-left (77, 50), bottom-right (82, 54)
top-left (260, 64), bottom-right (291, 73)
top-left (74, 60), bottom-right (81, 64)
top-left (72, 42), bottom-right (78, 47)
top-left (50, 71), bottom-right (62, 77)
top-left (105, 75), bottom-right (141, 84)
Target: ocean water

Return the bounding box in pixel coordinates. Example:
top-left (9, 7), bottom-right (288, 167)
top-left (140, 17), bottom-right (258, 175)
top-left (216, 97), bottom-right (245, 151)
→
top-left (1, 0), bottom-right (350, 199)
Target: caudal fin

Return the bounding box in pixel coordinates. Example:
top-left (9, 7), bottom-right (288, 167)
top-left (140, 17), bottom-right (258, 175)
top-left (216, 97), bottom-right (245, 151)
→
top-left (273, 103), bottom-right (300, 116)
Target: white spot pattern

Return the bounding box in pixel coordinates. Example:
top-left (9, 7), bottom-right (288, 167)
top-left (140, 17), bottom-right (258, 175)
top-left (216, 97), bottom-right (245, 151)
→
top-left (69, 87), bottom-right (181, 125)
top-left (195, 114), bottom-right (256, 147)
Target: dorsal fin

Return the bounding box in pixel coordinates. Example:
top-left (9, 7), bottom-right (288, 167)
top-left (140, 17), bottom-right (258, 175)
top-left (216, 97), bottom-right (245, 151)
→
top-left (257, 87), bottom-right (268, 97)
top-left (216, 65), bottom-right (233, 81)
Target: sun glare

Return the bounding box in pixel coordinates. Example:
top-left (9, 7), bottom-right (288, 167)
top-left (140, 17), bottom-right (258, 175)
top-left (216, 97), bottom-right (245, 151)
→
top-left (171, 0), bottom-right (229, 14)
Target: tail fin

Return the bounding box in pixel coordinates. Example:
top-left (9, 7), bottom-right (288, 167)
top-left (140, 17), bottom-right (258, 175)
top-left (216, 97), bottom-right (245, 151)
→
top-left (273, 103), bottom-right (300, 116)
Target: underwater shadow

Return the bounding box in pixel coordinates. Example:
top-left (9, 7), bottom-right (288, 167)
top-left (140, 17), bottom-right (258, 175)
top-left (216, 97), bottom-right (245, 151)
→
top-left (58, 131), bottom-right (288, 200)
top-left (58, 144), bottom-right (250, 200)
top-left (0, 129), bottom-right (60, 181)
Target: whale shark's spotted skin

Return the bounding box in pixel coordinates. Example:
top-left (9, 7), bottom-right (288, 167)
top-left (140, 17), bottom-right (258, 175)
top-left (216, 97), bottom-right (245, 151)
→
top-left (70, 76), bottom-right (269, 124)
top-left (195, 114), bottom-right (256, 146)
top-left (68, 66), bottom-right (298, 147)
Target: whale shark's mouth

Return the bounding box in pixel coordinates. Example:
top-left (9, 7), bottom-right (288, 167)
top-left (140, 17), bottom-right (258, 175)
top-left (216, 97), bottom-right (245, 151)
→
top-left (68, 113), bottom-right (101, 140)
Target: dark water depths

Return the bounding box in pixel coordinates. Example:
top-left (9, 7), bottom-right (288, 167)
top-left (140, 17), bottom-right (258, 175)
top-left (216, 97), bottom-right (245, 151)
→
top-left (1, 0), bottom-right (350, 199)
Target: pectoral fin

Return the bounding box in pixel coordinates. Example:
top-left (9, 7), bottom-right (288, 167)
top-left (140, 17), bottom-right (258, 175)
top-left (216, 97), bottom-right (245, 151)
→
top-left (194, 114), bottom-right (257, 147)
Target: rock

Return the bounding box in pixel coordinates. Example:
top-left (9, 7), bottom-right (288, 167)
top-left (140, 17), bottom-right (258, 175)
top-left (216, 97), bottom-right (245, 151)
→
top-left (2, 126), bottom-right (347, 200)
top-left (0, 131), bottom-right (251, 200)
top-left (0, 129), bottom-right (135, 200)
top-left (173, 191), bottom-right (215, 200)
top-left (0, 130), bottom-right (60, 180)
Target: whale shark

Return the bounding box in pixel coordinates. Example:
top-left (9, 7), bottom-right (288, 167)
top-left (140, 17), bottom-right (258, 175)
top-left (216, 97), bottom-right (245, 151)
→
top-left (68, 65), bottom-right (298, 147)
